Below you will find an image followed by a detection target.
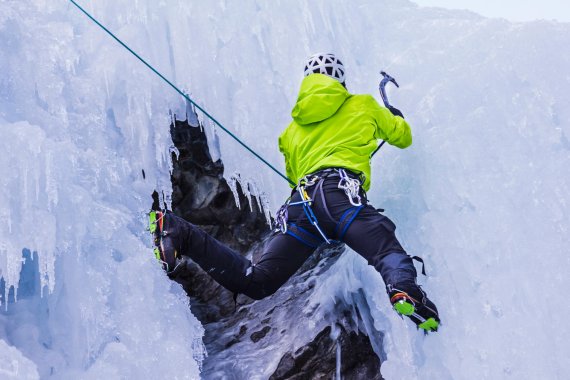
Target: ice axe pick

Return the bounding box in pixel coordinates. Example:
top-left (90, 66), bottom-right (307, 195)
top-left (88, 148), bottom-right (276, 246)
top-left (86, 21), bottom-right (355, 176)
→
top-left (379, 71), bottom-right (399, 107)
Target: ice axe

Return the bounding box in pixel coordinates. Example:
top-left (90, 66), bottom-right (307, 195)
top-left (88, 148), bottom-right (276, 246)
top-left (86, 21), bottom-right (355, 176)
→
top-left (379, 71), bottom-right (399, 108)
top-left (372, 71), bottom-right (400, 157)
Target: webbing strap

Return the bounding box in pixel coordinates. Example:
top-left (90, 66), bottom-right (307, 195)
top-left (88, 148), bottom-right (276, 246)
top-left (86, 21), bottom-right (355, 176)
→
top-left (298, 185), bottom-right (331, 244)
top-left (316, 178), bottom-right (336, 223)
top-left (286, 223), bottom-right (323, 248)
top-left (336, 205), bottom-right (364, 241)
top-left (411, 255), bottom-right (427, 276)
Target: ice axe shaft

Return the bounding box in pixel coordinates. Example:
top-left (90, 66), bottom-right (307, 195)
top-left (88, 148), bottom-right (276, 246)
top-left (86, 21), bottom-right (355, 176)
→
top-left (379, 71), bottom-right (399, 108)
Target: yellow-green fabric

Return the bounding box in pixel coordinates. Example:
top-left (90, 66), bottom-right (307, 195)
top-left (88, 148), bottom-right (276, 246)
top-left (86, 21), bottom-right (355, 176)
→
top-left (279, 74), bottom-right (412, 191)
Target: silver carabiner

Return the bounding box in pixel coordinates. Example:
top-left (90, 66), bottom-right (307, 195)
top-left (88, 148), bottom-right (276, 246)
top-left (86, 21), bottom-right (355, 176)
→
top-left (337, 169), bottom-right (362, 206)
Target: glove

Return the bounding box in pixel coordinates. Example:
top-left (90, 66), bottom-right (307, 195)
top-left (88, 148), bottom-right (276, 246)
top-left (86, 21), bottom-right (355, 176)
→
top-left (387, 105), bottom-right (404, 119)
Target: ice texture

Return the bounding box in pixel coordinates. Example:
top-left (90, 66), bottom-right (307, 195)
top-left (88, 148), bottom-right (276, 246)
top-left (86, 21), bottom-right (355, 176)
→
top-left (1, 0), bottom-right (569, 379)
top-left (0, 1), bottom-right (204, 378)
top-left (0, 338), bottom-right (39, 380)
top-left (169, 1), bottom-right (570, 378)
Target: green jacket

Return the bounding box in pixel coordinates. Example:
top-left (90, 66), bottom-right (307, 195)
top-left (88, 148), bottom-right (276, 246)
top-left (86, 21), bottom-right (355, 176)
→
top-left (278, 74), bottom-right (412, 191)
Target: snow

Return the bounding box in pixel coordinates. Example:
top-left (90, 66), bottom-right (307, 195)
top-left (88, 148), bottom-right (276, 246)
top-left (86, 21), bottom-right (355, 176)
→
top-left (1, 0), bottom-right (569, 379)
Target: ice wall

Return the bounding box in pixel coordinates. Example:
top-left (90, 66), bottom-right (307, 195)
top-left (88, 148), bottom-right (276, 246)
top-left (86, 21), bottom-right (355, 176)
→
top-left (148, 1), bottom-right (569, 378)
top-left (0, 1), bottom-right (204, 378)
top-left (1, 0), bottom-right (569, 379)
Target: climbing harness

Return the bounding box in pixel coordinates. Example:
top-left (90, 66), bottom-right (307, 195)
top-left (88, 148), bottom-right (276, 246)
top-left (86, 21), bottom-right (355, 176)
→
top-left (274, 168), bottom-right (366, 247)
top-left (69, 0), bottom-right (295, 187)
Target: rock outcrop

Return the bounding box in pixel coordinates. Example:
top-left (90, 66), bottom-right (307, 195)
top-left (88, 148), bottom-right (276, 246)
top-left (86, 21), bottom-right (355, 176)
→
top-left (161, 115), bottom-right (384, 379)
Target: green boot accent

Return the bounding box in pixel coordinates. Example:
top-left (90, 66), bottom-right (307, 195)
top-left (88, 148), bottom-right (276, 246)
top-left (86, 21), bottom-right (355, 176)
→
top-left (393, 300), bottom-right (415, 316)
top-left (149, 211), bottom-right (162, 261)
top-left (149, 210), bottom-right (158, 233)
top-left (153, 247), bottom-right (161, 261)
top-left (418, 318), bottom-right (439, 332)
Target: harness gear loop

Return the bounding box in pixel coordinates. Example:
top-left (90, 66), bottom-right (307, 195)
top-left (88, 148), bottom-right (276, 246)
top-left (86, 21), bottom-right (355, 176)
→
top-left (411, 255), bottom-right (427, 276)
top-left (337, 168), bottom-right (362, 206)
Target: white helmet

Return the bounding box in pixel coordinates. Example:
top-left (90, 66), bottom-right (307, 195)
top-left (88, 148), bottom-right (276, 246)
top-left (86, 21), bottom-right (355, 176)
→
top-left (304, 53), bottom-right (345, 84)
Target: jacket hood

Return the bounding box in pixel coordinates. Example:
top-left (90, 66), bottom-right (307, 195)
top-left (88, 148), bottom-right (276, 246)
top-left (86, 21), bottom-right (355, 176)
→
top-left (291, 74), bottom-right (350, 125)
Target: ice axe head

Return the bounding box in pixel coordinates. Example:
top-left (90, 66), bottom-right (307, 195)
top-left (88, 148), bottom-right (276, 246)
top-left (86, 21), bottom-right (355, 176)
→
top-left (380, 71), bottom-right (399, 88)
top-left (379, 71), bottom-right (399, 107)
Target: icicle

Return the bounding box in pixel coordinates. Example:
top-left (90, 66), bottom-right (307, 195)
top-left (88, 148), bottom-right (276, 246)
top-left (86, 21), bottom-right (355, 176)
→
top-left (259, 191), bottom-right (273, 227)
top-left (330, 324), bottom-right (342, 380)
top-left (169, 145), bottom-right (180, 162)
top-left (249, 185), bottom-right (273, 226)
top-left (169, 109), bottom-right (176, 129)
top-left (242, 179), bottom-right (254, 212)
top-left (104, 69), bottom-right (110, 100)
top-left (227, 173), bottom-right (242, 210)
top-left (187, 102), bottom-right (200, 127)
top-left (201, 115), bottom-right (221, 162)
top-left (336, 339), bottom-right (342, 380)
top-left (226, 174), bottom-right (272, 226)
top-left (45, 150), bottom-right (59, 210)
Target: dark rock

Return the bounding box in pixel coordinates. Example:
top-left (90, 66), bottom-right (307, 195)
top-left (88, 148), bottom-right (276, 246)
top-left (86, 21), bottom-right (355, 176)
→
top-left (250, 326), bottom-right (272, 343)
top-left (161, 112), bottom-right (385, 379)
top-left (165, 117), bottom-right (269, 322)
top-left (270, 326), bottom-right (382, 380)
top-left (169, 119), bottom-right (268, 246)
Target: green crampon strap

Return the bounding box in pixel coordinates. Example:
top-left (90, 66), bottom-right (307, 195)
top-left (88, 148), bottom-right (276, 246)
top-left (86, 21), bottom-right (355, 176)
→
top-left (393, 300), bottom-right (415, 316)
top-left (149, 211), bottom-right (158, 234)
top-left (153, 247), bottom-right (161, 261)
top-left (149, 211), bottom-right (161, 260)
top-left (393, 300), bottom-right (439, 332)
top-left (418, 318), bottom-right (439, 332)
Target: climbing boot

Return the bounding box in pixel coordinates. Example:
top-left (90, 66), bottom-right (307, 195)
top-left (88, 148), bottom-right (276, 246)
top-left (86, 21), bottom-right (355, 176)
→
top-left (389, 284), bottom-right (440, 332)
top-left (149, 210), bottom-right (185, 275)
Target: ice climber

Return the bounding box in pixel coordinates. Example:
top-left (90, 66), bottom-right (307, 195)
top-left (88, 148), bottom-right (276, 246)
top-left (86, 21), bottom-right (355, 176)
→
top-left (150, 53), bottom-right (440, 332)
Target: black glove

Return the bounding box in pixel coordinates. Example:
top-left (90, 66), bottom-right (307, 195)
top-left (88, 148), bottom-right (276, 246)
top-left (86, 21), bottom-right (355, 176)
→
top-left (387, 105), bottom-right (404, 119)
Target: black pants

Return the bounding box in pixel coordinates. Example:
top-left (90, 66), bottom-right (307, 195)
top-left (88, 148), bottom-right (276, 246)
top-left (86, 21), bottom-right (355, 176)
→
top-left (168, 175), bottom-right (418, 300)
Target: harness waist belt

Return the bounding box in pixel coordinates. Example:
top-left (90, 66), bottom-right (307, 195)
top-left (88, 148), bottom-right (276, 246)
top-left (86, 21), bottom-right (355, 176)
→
top-left (298, 168), bottom-right (364, 189)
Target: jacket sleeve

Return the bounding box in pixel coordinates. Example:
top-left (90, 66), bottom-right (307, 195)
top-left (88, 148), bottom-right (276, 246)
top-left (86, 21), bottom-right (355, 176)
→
top-left (367, 95), bottom-right (412, 149)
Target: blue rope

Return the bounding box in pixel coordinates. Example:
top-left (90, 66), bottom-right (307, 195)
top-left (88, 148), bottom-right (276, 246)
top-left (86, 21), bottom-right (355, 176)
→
top-left (69, 0), bottom-right (295, 186)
